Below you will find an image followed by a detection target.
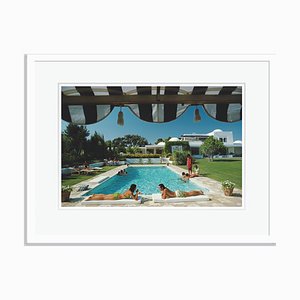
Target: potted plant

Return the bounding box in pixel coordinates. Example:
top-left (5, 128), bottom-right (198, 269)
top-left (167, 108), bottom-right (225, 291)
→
top-left (61, 185), bottom-right (73, 202)
top-left (222, 180), bottom-right (235, 196)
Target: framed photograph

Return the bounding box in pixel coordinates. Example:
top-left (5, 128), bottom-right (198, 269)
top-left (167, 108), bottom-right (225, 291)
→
top-left (25, 54), bottom-right (273, 245)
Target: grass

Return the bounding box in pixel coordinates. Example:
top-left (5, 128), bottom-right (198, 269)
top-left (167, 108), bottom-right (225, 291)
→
top-left (62, 159), bottom-right (242, 189)
top-left (62, 166), bottom-right (118, 187)
top-left (183, 158), bottom-right (242, 189)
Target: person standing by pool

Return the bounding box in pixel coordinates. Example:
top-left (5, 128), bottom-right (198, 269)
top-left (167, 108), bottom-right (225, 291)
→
top-left (186, 154), bottom-right (193, 176)
top-left (87, 184), bottom-right (140, 201)
top-left (158, 183), bottom-right (203, 199)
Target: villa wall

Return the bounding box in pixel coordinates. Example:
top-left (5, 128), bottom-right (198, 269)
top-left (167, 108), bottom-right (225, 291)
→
top-left (227, 147), bottom-right (242, 156)
top-left (214, 131), bottom-right (234, 144)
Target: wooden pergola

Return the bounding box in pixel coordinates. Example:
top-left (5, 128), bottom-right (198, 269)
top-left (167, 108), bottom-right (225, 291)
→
top-left (62, 86), bottom-right (242, 124)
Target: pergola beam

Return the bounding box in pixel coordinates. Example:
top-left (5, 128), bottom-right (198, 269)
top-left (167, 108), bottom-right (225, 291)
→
top-left (62, 94), bottom-right (242, 105)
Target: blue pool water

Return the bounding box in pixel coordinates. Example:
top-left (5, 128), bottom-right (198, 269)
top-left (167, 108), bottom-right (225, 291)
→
top-left (84, 166), bottom-right (208, 195)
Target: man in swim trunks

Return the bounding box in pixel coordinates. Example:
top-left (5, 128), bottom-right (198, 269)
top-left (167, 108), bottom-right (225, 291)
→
top-left (87, 184), bottom-right (140, 201)
top-left (158, 183), bottom-right (203, 199)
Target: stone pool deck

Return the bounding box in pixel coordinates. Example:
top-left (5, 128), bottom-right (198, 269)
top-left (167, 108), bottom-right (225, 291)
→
top-left (62, 164), bottom-right (242, 207)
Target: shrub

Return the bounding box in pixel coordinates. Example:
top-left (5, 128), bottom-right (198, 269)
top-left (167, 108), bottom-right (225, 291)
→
top-left (172, 150), bottom-right (191, 165)
top-left (61, 185), bottom-right (73, 193)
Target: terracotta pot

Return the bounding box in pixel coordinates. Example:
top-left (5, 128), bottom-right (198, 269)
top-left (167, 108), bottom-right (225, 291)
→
top-left (61, 191), bottom-right (71, 202)
top-left (223, 188), bottom-right (234, 196)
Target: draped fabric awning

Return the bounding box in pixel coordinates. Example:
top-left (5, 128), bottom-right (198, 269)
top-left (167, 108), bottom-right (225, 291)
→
top-left (62, 86), bottom-right (242, 125)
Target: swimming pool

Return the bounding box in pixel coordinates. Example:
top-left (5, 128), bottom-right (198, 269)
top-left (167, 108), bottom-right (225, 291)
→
top-left (84, 166), bottom-right (208, 195)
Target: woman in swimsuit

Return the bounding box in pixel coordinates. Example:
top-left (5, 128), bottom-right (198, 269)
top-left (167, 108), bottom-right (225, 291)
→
top-left (186, 154), bottom-right (193, 176)
top-left (87, 184), bottom-right (140, 201)
top-left (158, 183), bottom-right (203, 199)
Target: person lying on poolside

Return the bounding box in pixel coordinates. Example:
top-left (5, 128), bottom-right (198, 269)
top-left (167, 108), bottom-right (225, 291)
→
top-left (185, 172), bottom-right (198, 179)
top-left (87, 184), bottom-right (140, 201)
top-left (188, 170), bottom-right (200, 178)
top-left (158, 183), bottom-right (203, 199)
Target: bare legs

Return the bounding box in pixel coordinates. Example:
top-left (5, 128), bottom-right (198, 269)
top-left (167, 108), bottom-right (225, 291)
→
top-left (86, 194), bottom-right (115, 201)
top-left (184, 190), bottom-right (204, 197)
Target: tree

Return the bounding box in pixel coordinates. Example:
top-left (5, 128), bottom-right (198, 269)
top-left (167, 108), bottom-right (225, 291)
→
top-left (111, 137), bottom-right (127, 154)
top-left (155, 138), bottom-right (164, 144)
top-left (106, 140), bottom-right (112, 152)
top-left (156, 137), bottom-right (172, 144)
top-left (200, 136), bottom-right (227, 161)
top-left (62, 124), bottom-right (90, 164)
top-left (126, 146), bottom-right (142, 154)
top-left (61, 133), bottom-right (75, 166)
top-left (123, 134), bottom-right (148, 147)
top-left (85, 132), bottom-right (107, 161)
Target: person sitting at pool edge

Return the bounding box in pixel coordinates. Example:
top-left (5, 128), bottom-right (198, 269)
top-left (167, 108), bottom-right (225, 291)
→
top-left (158, 183), bottom-right (203, 199)
top-left (181, 172), bottom-right (190, 181)
top-left (187, 166), bottom-right (200, 178)
top-left (193, 164), bottom-right (199, 176)
top-left (87, 184), bottom-right (140, 201)
top-left (181, 172), bottom-right (188, 181)
top-left (117, 169), bottom-right (128, 176)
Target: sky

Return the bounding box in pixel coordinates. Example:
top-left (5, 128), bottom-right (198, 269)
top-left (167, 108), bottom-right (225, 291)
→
top-left (61, 105), bottom-right (242, 144)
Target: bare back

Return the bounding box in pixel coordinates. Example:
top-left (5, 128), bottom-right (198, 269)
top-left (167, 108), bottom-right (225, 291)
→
top-left (161, 188), bottom-right (176, 199)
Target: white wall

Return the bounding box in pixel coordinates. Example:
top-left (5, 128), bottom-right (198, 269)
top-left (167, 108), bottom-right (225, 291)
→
top-left (213, 131), bottom-right (234, 144)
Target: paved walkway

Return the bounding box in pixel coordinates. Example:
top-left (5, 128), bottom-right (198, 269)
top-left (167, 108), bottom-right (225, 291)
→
top-left (62, 164), bottom-right (242, 207)
top-left (167, 165), bottom-right (242, 207)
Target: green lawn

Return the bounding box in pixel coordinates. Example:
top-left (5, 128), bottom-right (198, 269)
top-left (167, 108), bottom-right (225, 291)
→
top-left (183, 158), bottom-right (242, 189)
top-left (62, 166), bottom-right (118, 187)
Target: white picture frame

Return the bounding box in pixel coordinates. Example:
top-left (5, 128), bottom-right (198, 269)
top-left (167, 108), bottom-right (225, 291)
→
top-left (25, 54), bottom-right (274, 245)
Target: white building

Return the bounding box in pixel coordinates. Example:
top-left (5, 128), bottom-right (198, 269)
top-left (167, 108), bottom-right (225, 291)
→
top-left (181, 129), bottom-right (242, 157)
top-left (138, 129), bottom-right (242, 157)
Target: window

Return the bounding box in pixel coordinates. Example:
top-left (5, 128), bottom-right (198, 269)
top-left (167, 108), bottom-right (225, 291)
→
top-left (224, 138), bottom-right (227, 142)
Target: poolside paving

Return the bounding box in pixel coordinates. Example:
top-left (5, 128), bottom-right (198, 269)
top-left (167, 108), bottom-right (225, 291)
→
top-left (61, 164), bottom-right (242, 207)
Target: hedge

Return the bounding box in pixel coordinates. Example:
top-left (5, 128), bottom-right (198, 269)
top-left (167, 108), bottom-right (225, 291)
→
top-left (172, 150), bottom-right (192, 165)
top-left (121, 153), bottom-right (161, 158)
